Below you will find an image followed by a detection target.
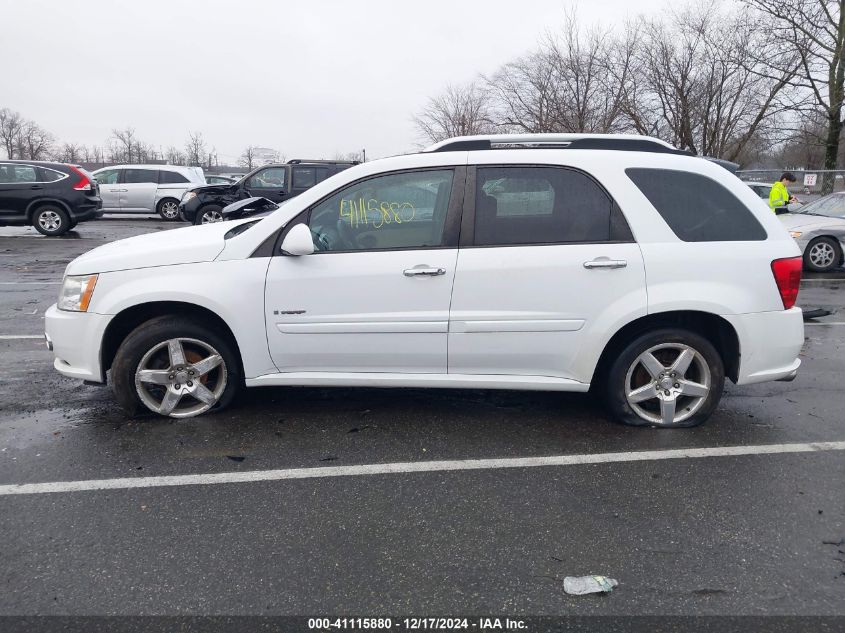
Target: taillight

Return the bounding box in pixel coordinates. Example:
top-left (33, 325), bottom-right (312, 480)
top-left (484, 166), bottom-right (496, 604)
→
top-left (68, 165), bottom-right (92, 191)
top-left (771, 256), bottom-right (802, 309)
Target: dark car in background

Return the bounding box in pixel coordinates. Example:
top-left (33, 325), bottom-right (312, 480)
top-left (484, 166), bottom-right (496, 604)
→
top-left (179, 159), bottom-right (357, 224)
top-left (0, 160), bottom-right (102, 236)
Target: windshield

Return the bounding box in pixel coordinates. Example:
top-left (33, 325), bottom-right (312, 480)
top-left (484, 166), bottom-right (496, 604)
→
top-left (797, 194), bottom-right (845, 218)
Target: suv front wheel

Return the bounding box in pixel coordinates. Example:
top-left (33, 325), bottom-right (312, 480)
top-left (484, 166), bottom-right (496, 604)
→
top-left (111, 316), bottom-right (241, 418)
top-left (195, 205), bottom-right (224, 225)
top-left (604, 329), bottom-right (725, 428)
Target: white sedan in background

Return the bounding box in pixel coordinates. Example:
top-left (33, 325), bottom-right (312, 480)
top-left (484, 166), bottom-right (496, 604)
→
top-left (778, 193), bottom-right (845, 272)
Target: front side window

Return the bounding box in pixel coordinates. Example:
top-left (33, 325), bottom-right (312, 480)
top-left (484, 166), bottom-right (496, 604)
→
top-left (123, 169), bottom-right (158, 184)
top-left (474, 166), bottom-right (626, 246)
top-left (247, 167), bottom-right (287, 189)
top-left (94, 169), bottom-right (119, 185)
top-left (307, 169), bottom-right (453, 252)
top-left (627, 168), bottom-right (766, 242)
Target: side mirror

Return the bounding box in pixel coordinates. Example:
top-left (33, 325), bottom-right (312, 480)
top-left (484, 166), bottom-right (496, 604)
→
top-left (280, 223), bottom-right (315, 256)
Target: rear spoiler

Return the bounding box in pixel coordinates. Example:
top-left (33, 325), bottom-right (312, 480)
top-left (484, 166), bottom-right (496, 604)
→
top-left (221, 196), bottom-right (279, 220)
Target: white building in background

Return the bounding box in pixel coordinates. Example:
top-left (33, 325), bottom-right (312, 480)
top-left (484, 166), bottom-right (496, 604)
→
top-left (254, 147), bottom-right (280, 165)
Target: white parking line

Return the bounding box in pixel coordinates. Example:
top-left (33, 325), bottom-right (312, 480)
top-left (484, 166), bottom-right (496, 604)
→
top-left (0, 335), bottom-right (43, 340)
top-left (805, 322), bottom-right (845, 326)
top-left (0, 441), bottom-right (842, 497)
top-left (0, 281), bottom-right (61, 285)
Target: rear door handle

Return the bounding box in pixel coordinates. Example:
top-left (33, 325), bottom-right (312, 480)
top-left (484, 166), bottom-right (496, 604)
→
top-left (404, 266), bottom-right (446, 277)
top-left (30, 185), bottom-right (43, 190)
top-left (583, 259), bottom-right (627, 269)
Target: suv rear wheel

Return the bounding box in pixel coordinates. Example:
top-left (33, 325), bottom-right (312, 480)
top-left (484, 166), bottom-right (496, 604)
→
top-left (111, 316), bottom-right (241, 418)
top-left (603, 329), bottom-right (724, 428)
top-left (32, 205), bottom-right (71, 236)
top-left (156, 198), bottom-right (181, 221)
top-left (195, 205), bottom-right (224, 225)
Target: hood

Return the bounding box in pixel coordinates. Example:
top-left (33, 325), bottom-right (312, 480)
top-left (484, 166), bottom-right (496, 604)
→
top-left (778, 213), bottom-right (845, 232)
top-left (65, 222), bottom-right (233, 275)
top-left (189, 183), bottom-right (233, 194)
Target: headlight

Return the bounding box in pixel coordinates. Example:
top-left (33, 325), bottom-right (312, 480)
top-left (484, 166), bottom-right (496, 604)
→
top-left (182, 191), bottom-right (196, 202)
top-left (789, 231), bottom-right (802, 238)
top-left (58, 274), bottom-right (98, 312)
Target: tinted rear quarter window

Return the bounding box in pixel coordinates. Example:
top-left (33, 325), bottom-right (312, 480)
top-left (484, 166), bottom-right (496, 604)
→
top-left (627, 168), bottom-right (766, 242)
top-left (159, 170), bottom-right (189, 184)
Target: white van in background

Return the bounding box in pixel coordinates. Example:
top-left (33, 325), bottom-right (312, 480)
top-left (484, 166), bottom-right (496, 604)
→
top-left (92, 165), bottom-right (205, 221)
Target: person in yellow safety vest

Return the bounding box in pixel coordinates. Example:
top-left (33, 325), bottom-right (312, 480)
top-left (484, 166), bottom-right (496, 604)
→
top-left (769, 172), bottom-right (797, 212)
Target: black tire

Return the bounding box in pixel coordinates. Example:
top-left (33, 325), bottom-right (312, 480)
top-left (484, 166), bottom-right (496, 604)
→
top-left (111, 315), bottom-right (241, 418)
top-left (156, 198), bottom-right (181, 221)
top-left (32, 205), bottom-right (71, 236)
top-left (803, 236), bottom-right (842, 273)
top-left (603, 328), bottom-right (725, 428)
top-left (194, 205), bottom-right (224, 225)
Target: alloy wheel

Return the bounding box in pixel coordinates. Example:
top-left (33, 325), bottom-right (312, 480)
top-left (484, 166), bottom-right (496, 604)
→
top-left (134, 337), bottom-right (227, 418)
top-left (809, 242), bottom-right (836, 269)
top-left (37, 211), bottom-right (61, 232)
top-left (201, 209), bottom-right (223, 224)
top-left (160, 201), bottom-right (179, 219)
top-left (624, 343), bottom-right (711, 426)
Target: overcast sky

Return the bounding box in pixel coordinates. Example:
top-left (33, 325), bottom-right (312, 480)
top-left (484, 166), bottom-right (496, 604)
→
top-left (1, 0), bottom-right (666, 164)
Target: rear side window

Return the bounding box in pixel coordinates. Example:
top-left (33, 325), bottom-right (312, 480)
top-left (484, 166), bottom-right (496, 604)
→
top-left (159, 170), bottom-right (189, 184)
top-left (39, 168), bottom-right (66, 182)
top-left (627, 168), bottom-right (767, 242)
top-left (293, 167), bottom-right (316, 189)
top-left (473, 166), bottom-right (632, 246)
top-left (123, 169), bottom-right (158, 184)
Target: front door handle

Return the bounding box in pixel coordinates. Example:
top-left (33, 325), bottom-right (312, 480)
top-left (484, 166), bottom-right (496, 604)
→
top-left (30, 185), bottom-right (43, 190)
top-left (404, 266), bottom-right (446, 277)
top-left (583, 259), bottom-right (627, 269)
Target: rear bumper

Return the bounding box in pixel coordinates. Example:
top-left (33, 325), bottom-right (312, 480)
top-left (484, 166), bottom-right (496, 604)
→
top-left (44, 303), bottom-right (111, 383)
top-left (722, 307), bottom-right (804, 385)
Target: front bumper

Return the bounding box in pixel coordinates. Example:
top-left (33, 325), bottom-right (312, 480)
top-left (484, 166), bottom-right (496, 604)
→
top-left (44, 303), bottom-right (112, 383)
top-left (178, 197), bottom-right (201, 222)
top-left (722, 307), bottom-right (804, 385)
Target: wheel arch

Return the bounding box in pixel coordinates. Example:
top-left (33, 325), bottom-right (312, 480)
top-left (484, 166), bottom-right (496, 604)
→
top-left (26, 198), bottom-right (72, 220)
top-left (101, 301), bottom-right (244, 377)
top-left (591, 310), bottom-right (740, 386)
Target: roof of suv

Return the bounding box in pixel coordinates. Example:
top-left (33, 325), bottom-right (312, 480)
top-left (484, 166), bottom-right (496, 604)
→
top-left (0, 159), bottom-right (80, 168)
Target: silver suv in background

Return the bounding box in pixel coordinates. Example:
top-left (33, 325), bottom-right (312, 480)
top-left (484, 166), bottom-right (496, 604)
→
top-left (92, 165), bottom-right (205, 220)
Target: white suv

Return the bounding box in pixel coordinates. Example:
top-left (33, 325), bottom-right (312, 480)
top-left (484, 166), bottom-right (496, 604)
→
top-left (92, 165), bottom-right (205, 220)
top-left (45, 134), bottom-right (804, 428)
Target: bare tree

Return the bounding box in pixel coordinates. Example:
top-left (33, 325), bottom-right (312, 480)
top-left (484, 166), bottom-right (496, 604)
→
top-left (15, 120), bottom-right (54, 160)
top-left (742, 0), bottom-right (845, 189)
top-left (0, 108), bottom-right (25, 159)
top-left (185, 131), bottom-right (206, 166)
top-left (165, 146), bottom-right (185, 165)
top-left (55, 142), bottom-right (81, 163)
top-left (110, 127), bottom-right (139, 163)
top-left (626, 5), bottom-right (795, 160)
top-left (333, 150), bottom-right (365, 162)
top-left (413, 81), bottom-right (493, 143)
top-left (239, 145), bottom-right (257, 170)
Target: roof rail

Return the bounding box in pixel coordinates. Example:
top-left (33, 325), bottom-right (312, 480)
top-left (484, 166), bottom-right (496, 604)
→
top-left (287, 158), bottom-right (360, 165)
top-left (424, 134), bottom-right (692, 156)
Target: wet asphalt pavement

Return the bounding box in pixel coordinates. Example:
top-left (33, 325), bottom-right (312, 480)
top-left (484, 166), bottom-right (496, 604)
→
top-left (0, 216), bottom-right (844, 617)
